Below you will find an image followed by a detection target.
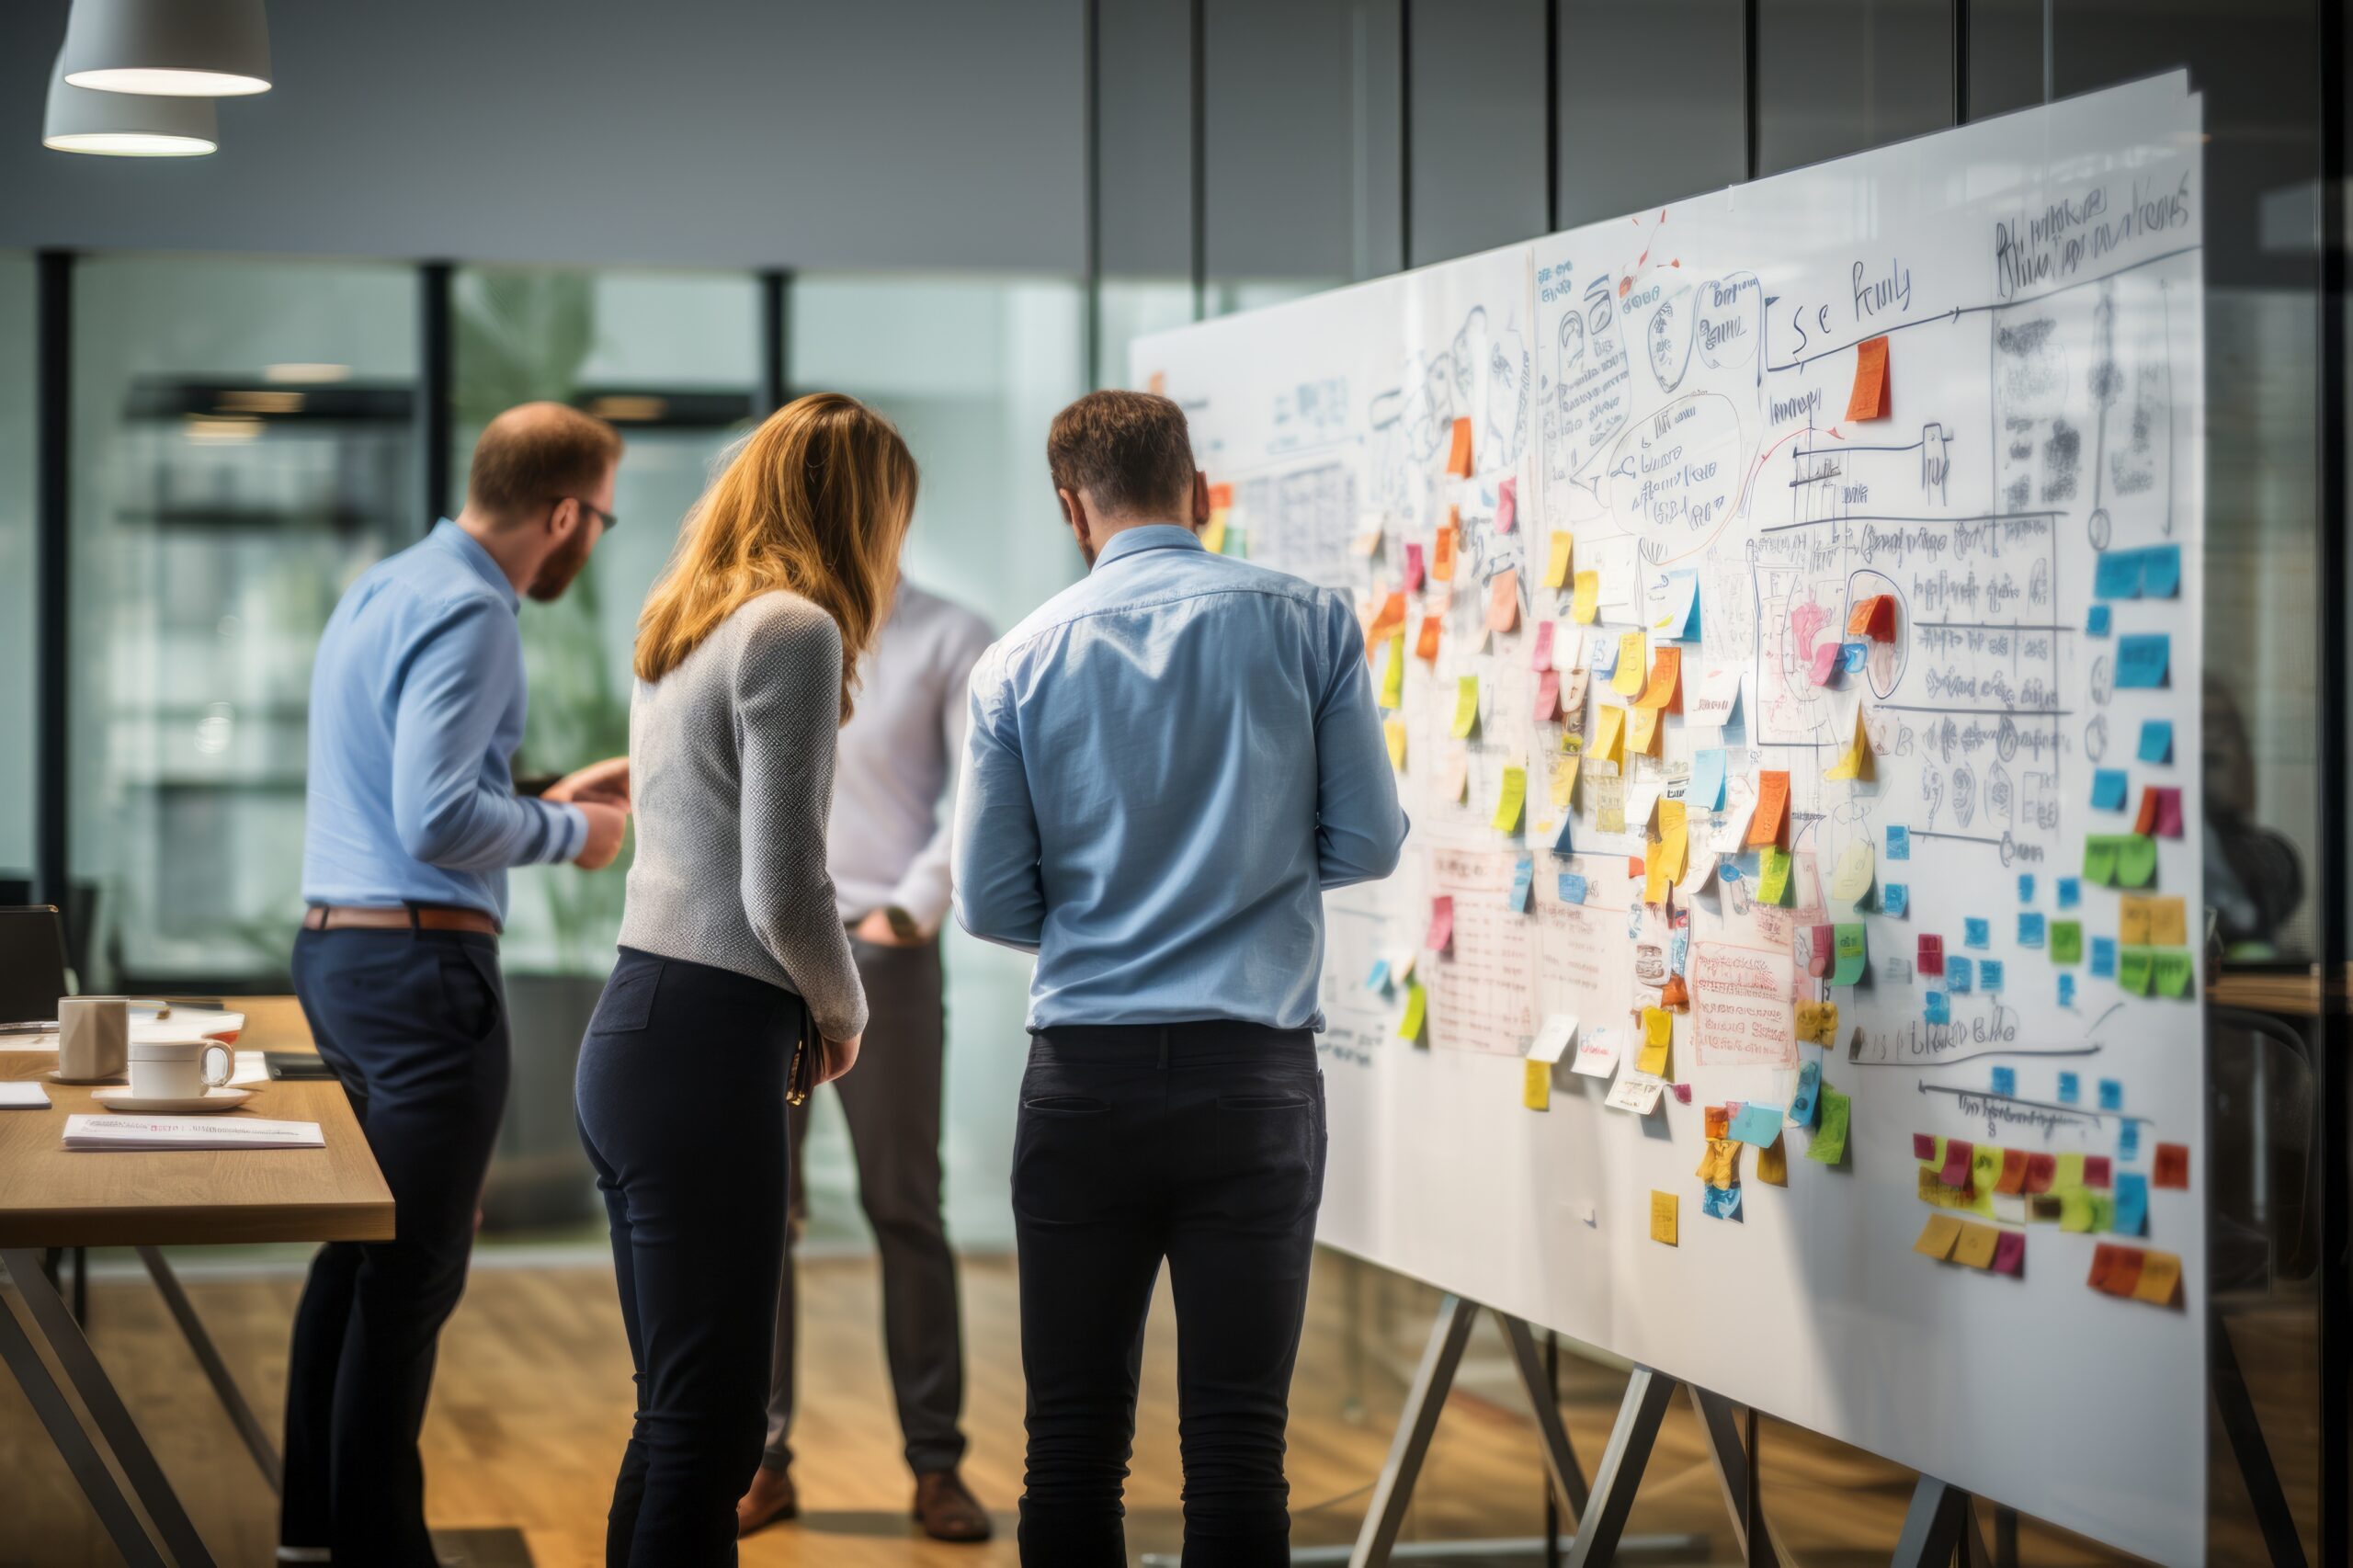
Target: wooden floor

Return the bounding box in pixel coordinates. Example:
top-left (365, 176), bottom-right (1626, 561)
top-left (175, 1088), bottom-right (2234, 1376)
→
top-left (0, 1249), bottom-right (2320, 1566)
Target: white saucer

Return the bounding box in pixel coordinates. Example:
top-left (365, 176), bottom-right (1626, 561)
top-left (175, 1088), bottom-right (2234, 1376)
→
top-left (91, 1085), bottom-right (254, 1115)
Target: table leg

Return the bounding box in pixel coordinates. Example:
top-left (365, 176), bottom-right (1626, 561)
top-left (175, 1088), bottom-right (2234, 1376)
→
top-left (1, 1248), bottom-right (216, 1567)
top-left (137, 1246), bottom-right (283, 1493)
top-left (0, 1285), bottom-right (168, 1568)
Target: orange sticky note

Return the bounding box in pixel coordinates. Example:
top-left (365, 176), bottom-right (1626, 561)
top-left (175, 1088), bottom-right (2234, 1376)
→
top-left (1433, 517), bottom-right (1459, 582)
top-left (1913, 1213), bottom-right (1963, 1260)
top-left (1845, 593), bottom-right (1896, 642)
top-left (1746, 770), bottom-right (1791, 847)
top-left (1635, 646), bottom-right (1680, 710)
top-left (1208, 482), bottom-right (1233, 509)
top-left (1487, 570), bottom-right (1520, 633)
top-left (1950, 1221), bottom-right (2001, 1270)
top-left (1846, 335), bottom-right (1891, 421)
top-left (1446, 417), bottom-right (1474, 476)
top-left (2132, 1250), bottom-right (2183, 1306)
top-left (1994, 1148), bottom-right (2029, 1196)
top-left (2089, 1243), bottom-right (2145, 1297)
top-left (2153, 1142), bottom-right (2190, 1189)
top-left (1415, 614), bottom-right (1443, 663)
top-left (1365, 590), bottom-right (1407, 652)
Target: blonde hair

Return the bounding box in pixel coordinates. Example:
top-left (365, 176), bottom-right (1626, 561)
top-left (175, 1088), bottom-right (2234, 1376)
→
top-left (634, 392), bottom-right (915, 721)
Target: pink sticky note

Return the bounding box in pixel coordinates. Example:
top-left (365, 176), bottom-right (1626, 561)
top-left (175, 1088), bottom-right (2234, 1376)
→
top-left (2084, 1155), bottom-right (2113, 1188)
top-left (1912, 1133), bottom-right (1936, 1161)
top-left (1426, 896), bottom-right (1454, 954)
top-left (2153, 786), bottom-right (2184, 838)
top-left (1939, 1138), bottom-right (1975, 1189)
top-left (1533, 668), bottom-right (1561, 722)
top-left (1807, 924), bottom-right (1835, 978)
top-left (1790, 601), bottom-right (1827, 664)
top-left (1530, 619), bottom-right (1554, 671)
top-left (1403, 541), bottom-right (1426, 593)
top-left (1495, 476), bottom-right (1518, 534)
top-left (1669, 1083), bottom-right (1694, 1105)
top-left (1808, 642), bottom-right (1840, 686)
top-left (1991, 1231), bottom-right (2026, 1276)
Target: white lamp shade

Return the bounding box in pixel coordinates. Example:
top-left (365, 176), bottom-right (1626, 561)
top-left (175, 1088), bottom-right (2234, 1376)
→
top-left (44, 54), bottom-right (219, 156)
top-left (59, 0), bottom-right (271, 97)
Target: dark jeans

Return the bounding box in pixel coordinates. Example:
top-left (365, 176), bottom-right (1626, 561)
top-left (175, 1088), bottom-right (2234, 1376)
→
top-left (576, 946), bottom-right (802, 1567)
top-left (1013, 1022), bottom-right (1326, 1568)
top-left (767, 935), bottom-right (967, 1476)
top-left (283, 926), bottom-right (511, 1567)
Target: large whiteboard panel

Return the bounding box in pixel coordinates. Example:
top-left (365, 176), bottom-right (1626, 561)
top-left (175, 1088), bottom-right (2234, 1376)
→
top-left (1138, 77), bottom-right (2207, 1565)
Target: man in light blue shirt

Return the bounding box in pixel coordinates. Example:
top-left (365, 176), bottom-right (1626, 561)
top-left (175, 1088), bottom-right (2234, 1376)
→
top-left (953, 390), bottom-right (1404, 1565)
top-left (283, 403), bottom-right (628, 1568)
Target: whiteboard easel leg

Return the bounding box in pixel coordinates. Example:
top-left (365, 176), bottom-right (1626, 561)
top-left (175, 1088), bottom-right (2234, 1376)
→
top-left (1891, 1477), bottom-right (1972, 1567)
top-left (1688, 1387), bottom-right (1791, 1567)
top-left (1499, 1312), bottom-right (1590, 1519)
top-left (1347, 1292), bottom-right (1479, 1568)
top-left (1563, 1365), bottom-right (1679, 1568)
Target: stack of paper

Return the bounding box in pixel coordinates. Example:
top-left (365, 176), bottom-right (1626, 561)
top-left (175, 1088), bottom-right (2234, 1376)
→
top-left (0, 1081), bottom-right (51, 1108)
top-left (62, 1114), bottom-right (322, 1151)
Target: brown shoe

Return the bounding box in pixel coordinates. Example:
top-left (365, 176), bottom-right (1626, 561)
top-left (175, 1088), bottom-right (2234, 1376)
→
top-left (912, 1469), bottom-right (993, 1542)
top-left (736, 1464), bottom-right (798, 1537)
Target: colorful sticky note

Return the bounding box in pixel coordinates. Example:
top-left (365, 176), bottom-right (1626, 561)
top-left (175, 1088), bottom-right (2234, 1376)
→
top-left (1980, 959), bottom-right (2005, 992)
top-left (2153, 1142), bottom-right (2190, 1188)
top-left (1756, 846), bottom-right (1793, 905)
top-left (1947, 957), bottom-right (1973, 994)
top-left (1846, 335), bottom-right (1891, 421)
top-left (2149, 787), bottom-right (2184, 839)
top-left (1939, 1138), bottom-right (1975, 1189)
top-left (1991, 1231), bottom-right (2026, 1275)
top-left (2113, 1172), bottom-right (2150, 1236)
top-left (2098, 1078), bottom-right (2123, 1111)
top-left (2052, 921), bottom-right (2083, 963)
top-left (1790, 1061), bottom-right (1823, 1125)
top-left (1925, 991), bottom-right (1951, 1025)
top-left (2115, 633), bottom-right (2171, 688)
top-left (1487, 570), bottom-right (1521, 633)
top-left (1916, 933), bottom-right (1944, 975)
top-left (1495, 475), bottom-right (1518, 534)
top-left (1558, 872), bottom-right (1588, 904)
top-left (1992, 1066), bottom-right (2018, 1097)
top-left (1650, 1190), bottom-right (1679, 1245)
top-left (1964, 917), bottom-right (1990, 949)
top-left (1636, 1006), bottom-right (1672, 1077)
top-left (1823, 704), bottom-right (1873, 781)
top-left (1550, 753), bottom-right (1580, 808)
top-left (1532, 668), bottom-right (1561, 722)
top-left (1397, 981), bottom-right (1427, 1040)
top-left (2083, 835), bottom-right (2120, 885)
top-left (1656, 570), bottom-right (1701, 640)
top-left (1506, 855), bottom-right (1534, 912)
top-left (1882, 882), bottom-right (1909, 916)
top-left (2058, 876), bottom-right (2081, 908)
top-left (1807, 1087), bottom-right (1850, 1164)
top-left (1379, 633), bottom-right (1406, 710)
top-left (1636, 646), bottom-right (1681, 710)
top-left (1729, 1102), bottom-right (1784, 1146)
top-left (2140, 544), bottom-right (2182, 598)
top-left (1383, 718), bottom-right (1407, 769)
top-left (2138, 720), bottom-right (2174, 765)
top-left (1748, 771), bottom-right (1790, 846)
top-left (1522, 1057), bottom-right (1552, 1109)
top-left (2132, 1250), bottom-right (2182, 1306)
top-left (1589, 704), bottom-right (1625, 766)
top-left (1795, 1000), bottom-right (1839, 1048)
top-left (2058, 1072), bottom-right (2081, 1104)
top-left (1543, 530), bottom-right (1574, 589)
top-left (1446, 416), bottom-right (1473, 476)
top-left (1450, 676), bottom-right (1481, 739)
top-left (2018, 912), bottom-right (2046, 949)
top-left (1831, 925), bottom-right (1867, 985)
top-left (1433, 518), bottom-right (1459, 581)
top-left (1402, 540), bottom-right (1426, 592)
top-left (1572, 570), bottom-right (1599, 624)
top-left (1700, 1184), bottom-right (1744, 1220)
top-left (2087, 603), bottom-right (2112, 636)
top-left (1416, 613), bottom-right (1443, 663)
top-left (1886, 824), bottom-right (1910, 861)
top-left (1845, 593), bottom-right (1897, 642)
top-left (2091, 769), bottom-right (2129, 811)
top-left (2094, 551), bottom-right (2144, 599)
top-left (1951, 1221), bottom-right (2001, 1270)
top-left (1625, 702), bottom-right (1663, 757)
top-left (1914, 1213), bottom-right (1963, 1260)
top-left (2117, 835), bottom-right (2157, 887)
top-left (1492, 766), bottom-right (1527, 834)
top-left (1691, 748), bottom-right (1727, 812)
top-left (1612, 632), bottom-right (1647, 696)
top-left (2154, 949), bottom-right (2195, 998)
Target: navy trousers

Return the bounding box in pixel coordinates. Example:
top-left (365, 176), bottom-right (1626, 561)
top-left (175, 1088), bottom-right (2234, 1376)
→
top-left (283, 926), bottom-right (511, 1567)
top-left (576, 947), bottom-right (802, 1567)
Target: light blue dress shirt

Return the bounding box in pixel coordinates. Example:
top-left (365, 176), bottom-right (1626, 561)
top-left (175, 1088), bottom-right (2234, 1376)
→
top-left (301, 520), bottom-right (586, 921)
top-left (953, 524), bottom-right (1408, 1030)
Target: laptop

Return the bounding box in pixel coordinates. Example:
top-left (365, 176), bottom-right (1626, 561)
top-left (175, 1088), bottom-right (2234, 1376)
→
top-left (0, 905), bottom-right (72, 1034)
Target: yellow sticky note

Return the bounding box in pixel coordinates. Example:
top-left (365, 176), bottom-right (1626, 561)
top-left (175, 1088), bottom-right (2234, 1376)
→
top-left (1695, 1138), bottom-right (1738, 1186)
top-left (2119, 897), bottom-right (2153, 947)
top-left (1756, 846), bottom-right (1792, 903)
top-left (1450, 676), bottom-right (1481, 739)
top-left (1379, 632), bottom-right (1405, 710)
top-left (1660, 800), bottom-right (1687, 868)
top-left (1795, 1000), bottom-right (1838, 1047)
top-left (1636, 1007), bottom-right (1671, 1077)
top-left (1397, 981), bottom-right (1427, 1040)
top-left (1589, 705), bottom-right (1625, 767)
top-left (1643, 842), bottom-right (1669, 905)
top-left (1650, 1190), bottom-right (1679, 1245)
top-left (1523, 1058), bottom-right (1552, 1111)
top-left (1625, 702), bottom-right (1662, 756)
top-left (1757, 1134), bottom-right (1789, 1186)
top-left (2148, 896), bottom-right (2188, 948)
top-left (1384, 719), bottom-right (1407, 770)
top-left (2133, 1249), bottom-right (2183, 1305)
top-left (1824, 706), bottom-right (1873, 781)
top-left (1201, 508), bottom-right (1229, 554)
top-left (1612, 632), bottom-right (1646, 696)
top-left (1543, 530), bottom-right (1574, 589)
top-left (1573, 571), bottom-right (1600, 624)
top-left (1913, 1213), bottom-right (1964, 1259)
top-left (1549, 755), bottom-right (1581, 808)
top-left (1951, 1221), bottom-right (2001, 1269)
top-left (1492, 765), bottom-right (1527, 834)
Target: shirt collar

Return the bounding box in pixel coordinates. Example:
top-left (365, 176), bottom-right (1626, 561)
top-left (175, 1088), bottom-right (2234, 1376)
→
top-left (432, 519), bottom-right (520, 609)
top-left (1094, 523), bottom-right (1206, 570)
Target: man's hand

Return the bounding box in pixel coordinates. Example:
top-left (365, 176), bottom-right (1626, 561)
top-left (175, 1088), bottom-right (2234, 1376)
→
top-left (546, 755), bottom-right (631, 808)
top-left (574, 801), bottom-right (629, 869)
top-left (819, 1032), bottom-right (861, 1085)
top-left (852, 908), bottom-right (926, 947)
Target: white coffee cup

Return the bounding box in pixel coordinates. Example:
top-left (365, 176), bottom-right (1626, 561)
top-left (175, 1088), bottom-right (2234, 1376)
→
top-left (59, 996), bottom-right (130, 1082)
top-left (129, 1034), bottom-right (233, 1101)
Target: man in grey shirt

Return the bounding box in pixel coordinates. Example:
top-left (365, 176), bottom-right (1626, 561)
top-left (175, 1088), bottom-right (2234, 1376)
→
top-left (737, 575), bottom-right (997, 1544)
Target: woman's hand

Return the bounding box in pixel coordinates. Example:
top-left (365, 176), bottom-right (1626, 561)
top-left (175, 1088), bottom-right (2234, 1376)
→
top-left (546, 755), bottom-right (631, 807)
top-left (819, 1033), bottom-right (862, 1085)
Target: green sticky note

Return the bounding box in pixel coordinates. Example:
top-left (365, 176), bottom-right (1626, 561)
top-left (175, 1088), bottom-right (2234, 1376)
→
top-left (1805, 1087), bottom-right (1850, 1165)
top-left (2117, 834), bottom-right (2157, 888)
top-left (2083, 836), bottom-right (2120, 886)
top-left (2153, 949), bottom-right (2195, 999)
top-left (1831, 923), bottom-right (1868, 985)
top-left (1757, 846), bottom-right (1793, 905)
top-left (1398, 981), bottom-right (1427, 1040)
top-left (1379, 633), bottom-right (1406, 708)
top-left (2058, 1187), bottom-right (2096, 1232)
top-left (2051, 920), bottom-right (2083, 964)
top-left (2053, 1152), bottom-right (2086, 1191)
top-left (2119, 948), bottom-right (2155, 996)
top-left (1491, 765), bottom-right (1527, 834)
top-left (2087, 1193), bottom-right (2116, 1233)
top-left (1450, 676), bottom-right (1481, 739)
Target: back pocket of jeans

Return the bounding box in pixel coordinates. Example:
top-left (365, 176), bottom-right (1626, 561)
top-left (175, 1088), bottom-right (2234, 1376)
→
top-left (1212, 1087), bottom-right (1320, 1226)
top-left (592, 964), bottom-right (660, 1035)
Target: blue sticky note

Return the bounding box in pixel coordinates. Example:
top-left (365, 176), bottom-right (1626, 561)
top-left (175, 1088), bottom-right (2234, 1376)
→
top-left (1947, 957), bottom-right (1973, 994)
top-left (1991, 1066), bottom-right (2017, 1097)
top-left (1692, 747), bottom-right (1728, 812)
top-left (1701, 1183), bottom-right (1744, 1220)
top-left (2139, 544), bottom-right (2181, 598)
top-left (1591, 638), bottom-right (1619, 676)
top-left (2116, 633), bottom-right (2171, 688)
top-left (1507, 856), bottom-right (1534, 912)
top-left (2098, 1078), bottom-right (2123, 1111)
top-left (1365, 958), bottom-right (1392, 993)
top-left (2058, 1071), bottom-right (2081, 1105)
top-left (1881, 882), bottom-right (1909, 917)
top-left (2113, 1172), bottom-right (2150, 1235)
top-left (1964, 918), bottom-right (1991, 949)
top-left (2017, 874), bottom-right (2036, 903)
top-left (1981, 959), bottom-right (2006, 992)
top-left (1669, 931), bottom-right (1690, 976)
top-left (1886, 824), bottom-right (1911, 861)
top-left (1552, 812), bottom-right (1575, 854)
top-left (2059, 973), bottom-right (2076, 1006)
top-left (2138, 720), bottom-right (2174, 765)
top-left (1839, 640), bottom-right (1869, 673)
top-left (2058, 877), bottom-right (2081, 909)
top-left (2091, 937), bottom-right (2119, 977)
top-left (1790, 1061), bottom-right (1822, 1126)
top-left (1730, 1102), bottom-right (1785, 1146)
top-left (1925, 991), bottom-right (1951, 1025)
top-left (2018, 913), bottom-right (2046, 948)
top-left (1664, 570), bottom-right (1701, 638)
top-left (2086, 603), bottom-right (2112, 636)
top-left (2091, 769), bottom-right (2130, 811)
top-left (2119, 1119), bottom-right (2142, 1160)
top-left (2094, 551), bottom-right (2143, 599)
top-left (1559, 872), bottom-right (1588, 905)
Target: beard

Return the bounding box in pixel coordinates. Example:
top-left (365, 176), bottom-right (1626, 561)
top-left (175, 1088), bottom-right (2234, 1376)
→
top-left (526, 524), bottom-right (597, 602)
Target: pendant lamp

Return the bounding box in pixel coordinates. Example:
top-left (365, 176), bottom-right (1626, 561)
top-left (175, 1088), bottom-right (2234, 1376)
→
top-left (59, 0), bottom-right (271, 97)
top-left (44, 53), bottom-right (218, 155)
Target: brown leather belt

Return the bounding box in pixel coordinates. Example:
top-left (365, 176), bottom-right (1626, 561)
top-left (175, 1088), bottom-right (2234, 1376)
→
top-left (303, 904), bottom-right (501, 936)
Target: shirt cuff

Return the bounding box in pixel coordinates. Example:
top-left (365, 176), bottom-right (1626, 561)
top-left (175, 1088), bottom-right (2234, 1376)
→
top-left (543, 801), bottom-right (589, 864)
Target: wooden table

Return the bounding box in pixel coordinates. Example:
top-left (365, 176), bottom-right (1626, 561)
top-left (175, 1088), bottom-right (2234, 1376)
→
top-left (0, 998), bottom-right (392, 1567)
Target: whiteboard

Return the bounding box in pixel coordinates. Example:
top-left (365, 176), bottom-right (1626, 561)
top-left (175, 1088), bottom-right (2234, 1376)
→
top-left (1137, 76), bottom-right (2208, 1566)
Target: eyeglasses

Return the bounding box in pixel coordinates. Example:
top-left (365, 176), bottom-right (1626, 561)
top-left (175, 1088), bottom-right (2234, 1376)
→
top-left (555, 496), bottom-right (619, 532)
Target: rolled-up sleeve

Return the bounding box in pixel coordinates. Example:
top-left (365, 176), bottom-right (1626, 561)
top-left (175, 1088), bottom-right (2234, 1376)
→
top-left (951, 653), bottom-right (1047, 952)
top-left (1311, 591), bottom-right (1409, 889)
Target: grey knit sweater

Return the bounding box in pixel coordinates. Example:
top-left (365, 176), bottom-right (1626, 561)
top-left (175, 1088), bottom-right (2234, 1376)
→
top-left (616, 591), bottom-right (869, 1040)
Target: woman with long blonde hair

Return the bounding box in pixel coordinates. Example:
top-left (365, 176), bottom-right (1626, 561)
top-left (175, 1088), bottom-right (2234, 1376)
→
top-left (575, 392), bottom-right (915, 1564)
